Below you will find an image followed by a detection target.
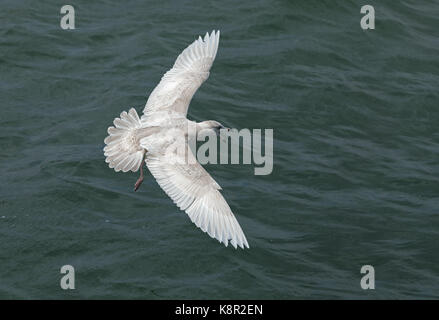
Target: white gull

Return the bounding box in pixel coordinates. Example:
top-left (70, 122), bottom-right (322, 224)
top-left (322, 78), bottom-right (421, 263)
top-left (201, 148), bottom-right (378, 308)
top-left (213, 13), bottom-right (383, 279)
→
top-left (103, 30), bottom-right (249, 249)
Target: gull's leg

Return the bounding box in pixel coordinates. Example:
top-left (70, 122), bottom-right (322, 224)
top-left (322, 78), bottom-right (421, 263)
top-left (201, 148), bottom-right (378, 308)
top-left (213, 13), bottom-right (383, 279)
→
top-left (134, 165), bottom-right (144, 192)
top-left (134, 151), bottom-right (146, 192)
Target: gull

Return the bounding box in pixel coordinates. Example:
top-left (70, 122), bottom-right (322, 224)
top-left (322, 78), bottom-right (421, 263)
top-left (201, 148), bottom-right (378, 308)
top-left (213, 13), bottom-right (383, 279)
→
top-left (103, 30), bottom-right (249, 249)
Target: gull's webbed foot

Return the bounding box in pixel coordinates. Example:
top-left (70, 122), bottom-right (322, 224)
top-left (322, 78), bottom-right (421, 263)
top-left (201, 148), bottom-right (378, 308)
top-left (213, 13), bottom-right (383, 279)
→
top-left (134, 151), bottom-right (146, 192)
top-left (134, 176), bottom-right (144, 192)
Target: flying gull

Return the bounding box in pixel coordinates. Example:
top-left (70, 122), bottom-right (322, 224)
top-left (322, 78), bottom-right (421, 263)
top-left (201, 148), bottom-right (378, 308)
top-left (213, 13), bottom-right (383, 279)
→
top-left (103, 30), bottom-right (249, 249)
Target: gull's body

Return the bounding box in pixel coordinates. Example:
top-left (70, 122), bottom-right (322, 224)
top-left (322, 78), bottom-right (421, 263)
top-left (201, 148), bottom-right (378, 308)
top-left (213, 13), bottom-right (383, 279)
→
top-left (103, 30), bottom-right (249, 249)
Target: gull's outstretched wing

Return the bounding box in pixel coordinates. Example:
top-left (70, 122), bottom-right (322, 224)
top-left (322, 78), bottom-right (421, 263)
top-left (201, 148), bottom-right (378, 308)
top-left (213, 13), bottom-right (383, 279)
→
top-left (144, 138), bottom-right (249, 249)
top-left (142, 30), bottom-right (220, 121)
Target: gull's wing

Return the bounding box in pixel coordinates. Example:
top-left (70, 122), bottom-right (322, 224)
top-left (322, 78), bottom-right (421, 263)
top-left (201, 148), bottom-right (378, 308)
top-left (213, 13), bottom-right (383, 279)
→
top-left (142, 30), bottom-right (220, 121)
top-left (144, 139), bottom-right (249, 249)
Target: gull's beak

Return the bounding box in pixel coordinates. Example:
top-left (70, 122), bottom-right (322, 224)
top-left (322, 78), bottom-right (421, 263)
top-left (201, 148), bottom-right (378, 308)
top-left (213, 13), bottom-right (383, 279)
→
top-left (219, 127), bottom-right (230, 138)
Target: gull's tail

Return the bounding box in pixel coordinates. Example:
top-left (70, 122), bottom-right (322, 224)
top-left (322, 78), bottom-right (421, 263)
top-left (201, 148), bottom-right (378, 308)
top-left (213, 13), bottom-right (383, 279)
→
top-left (103, 108), bottom-right (145, 173)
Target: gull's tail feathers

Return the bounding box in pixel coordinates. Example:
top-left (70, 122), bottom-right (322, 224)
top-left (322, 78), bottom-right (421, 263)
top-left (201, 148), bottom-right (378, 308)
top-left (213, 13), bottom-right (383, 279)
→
top-left (104, 108), bottom-right (145, 173)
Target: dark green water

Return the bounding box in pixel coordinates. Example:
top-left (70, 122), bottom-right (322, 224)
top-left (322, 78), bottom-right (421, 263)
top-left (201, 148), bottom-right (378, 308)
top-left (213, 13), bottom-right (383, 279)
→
top-left (1, 0), bottom-right (438, 299)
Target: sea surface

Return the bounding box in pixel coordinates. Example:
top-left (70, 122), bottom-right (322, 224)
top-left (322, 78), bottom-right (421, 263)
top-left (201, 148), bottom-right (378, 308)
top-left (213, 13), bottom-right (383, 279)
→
top-left (1, 0), bottom-right (438, 299)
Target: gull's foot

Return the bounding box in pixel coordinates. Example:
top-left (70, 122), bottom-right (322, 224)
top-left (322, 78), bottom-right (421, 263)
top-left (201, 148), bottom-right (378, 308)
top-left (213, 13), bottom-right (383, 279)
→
top-left (134, 177), bottom-right (144, 192)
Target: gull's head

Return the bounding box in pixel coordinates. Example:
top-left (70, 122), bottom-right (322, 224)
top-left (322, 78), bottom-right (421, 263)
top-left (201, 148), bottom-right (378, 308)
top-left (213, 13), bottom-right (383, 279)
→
top-left (197, 120), bottom-right (230, 136)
